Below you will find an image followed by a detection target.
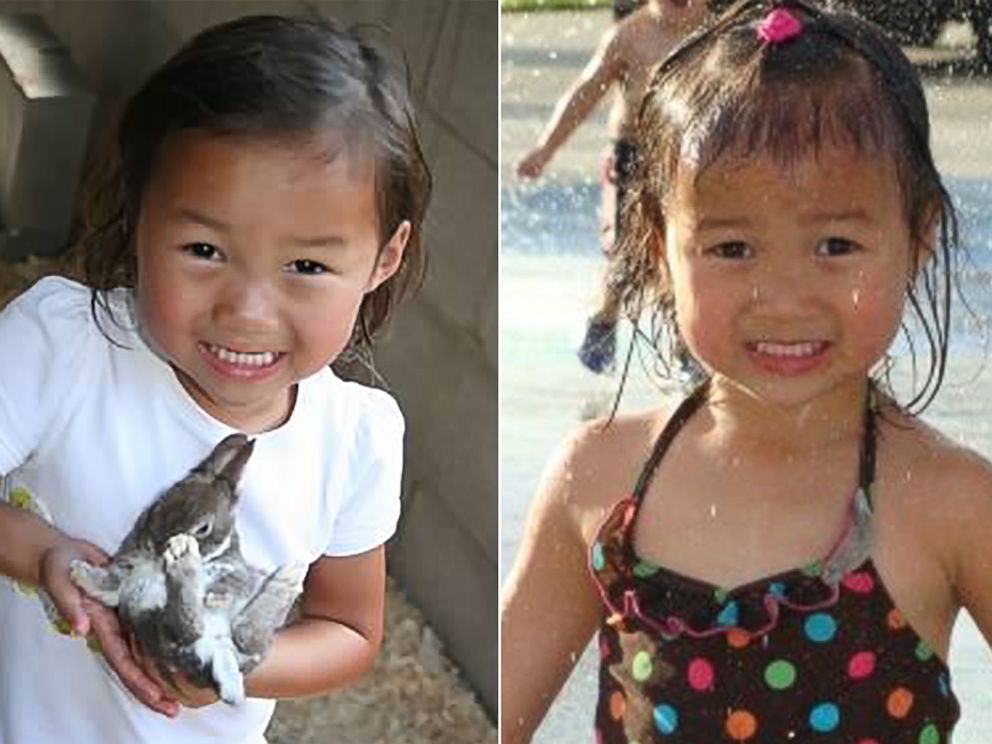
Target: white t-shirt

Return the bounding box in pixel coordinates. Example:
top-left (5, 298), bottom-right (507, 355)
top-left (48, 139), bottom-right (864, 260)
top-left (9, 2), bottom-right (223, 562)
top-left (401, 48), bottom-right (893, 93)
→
top-left (0, 277), bottom-right (404, 743)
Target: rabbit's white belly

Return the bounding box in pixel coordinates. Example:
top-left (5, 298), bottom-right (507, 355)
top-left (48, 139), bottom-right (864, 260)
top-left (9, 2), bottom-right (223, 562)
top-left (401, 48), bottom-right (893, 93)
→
top-left (193, 607), bottom-right (246, 704)
top-left (193, 609), bottom-right (233, 664)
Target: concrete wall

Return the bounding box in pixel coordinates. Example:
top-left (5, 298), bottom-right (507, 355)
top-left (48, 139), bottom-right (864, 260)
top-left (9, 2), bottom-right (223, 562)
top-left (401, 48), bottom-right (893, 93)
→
top-left (0, 0), bottom-right (497, 713)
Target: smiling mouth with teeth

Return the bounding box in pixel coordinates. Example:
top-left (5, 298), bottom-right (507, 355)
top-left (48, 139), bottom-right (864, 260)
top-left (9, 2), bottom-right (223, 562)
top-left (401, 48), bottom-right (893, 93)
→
top-left (748, 341), bottom-right (829, 358)
top-left (203, 343), bottom-right (282, 368)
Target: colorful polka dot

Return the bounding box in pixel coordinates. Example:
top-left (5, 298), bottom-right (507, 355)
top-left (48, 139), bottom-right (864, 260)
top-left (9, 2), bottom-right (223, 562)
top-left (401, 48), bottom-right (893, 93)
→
top-left (653, 703), bottom-right (678, 734)
top-left (714, 587), bottom-right (729, 604)
top-left (632, 651), bottom-right (653, 682)
top-left (768, 581), bottom-right (786, 597)
top-left (725, 709), bottom-right (758, 740)
top-left (809, 702), bottom-right (840, 732)
top-left (842, 571), bottom-right (874, 594)
top-left (888, 607), bottom-right (906, 629)
top-left (727, 629), bottom-right (750, 649)
top-left (687, 657), bottom-right (714, 691)
top-left (938, 673), bottom-right (951, 697)
top-left (609, 691), bottom-right (625, 720)
top-left (591, 543), bottom-right (606, 571)
top-left (801, 560), bottom-right (822, 577)
top-left (887, 686), bottom-right (914, 718)
top-left (717, 601), bottom-right (739, 626)
top-left (855, 739), bottom-right (881, 744)
top-left (848, 651), bottom-right (876, 680)
top-left (633, 561), bottom-right (660, 578)
top-left (916, 640), bottom-right (934, 661)
top-left (919, 723), bottom-right (940, 744)
top-left (804, 613), bottom-right (837, 643)
top-left (764, 659), bottom-right (797, 690)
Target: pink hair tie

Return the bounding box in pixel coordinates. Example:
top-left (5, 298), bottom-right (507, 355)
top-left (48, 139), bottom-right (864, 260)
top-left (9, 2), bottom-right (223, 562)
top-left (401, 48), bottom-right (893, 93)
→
top-left (757, 7), bottom-right (803, 44)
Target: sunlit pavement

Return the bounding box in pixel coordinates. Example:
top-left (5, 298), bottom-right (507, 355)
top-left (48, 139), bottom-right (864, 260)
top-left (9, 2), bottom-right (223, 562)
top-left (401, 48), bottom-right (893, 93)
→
top-left (502, 9), bottom-right (992, 182)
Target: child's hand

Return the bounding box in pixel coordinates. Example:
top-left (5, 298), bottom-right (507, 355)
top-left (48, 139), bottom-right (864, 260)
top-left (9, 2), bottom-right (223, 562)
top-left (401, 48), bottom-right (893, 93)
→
top-left (38, 540), bottom-right (106, 636)
top-left (127, 634), bottom-right (220, 709)
top-left (38, 541), bottom-right (180, 717)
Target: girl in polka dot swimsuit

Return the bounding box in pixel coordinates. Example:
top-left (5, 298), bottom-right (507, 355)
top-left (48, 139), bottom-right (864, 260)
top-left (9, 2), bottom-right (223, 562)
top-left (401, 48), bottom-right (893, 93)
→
top-left (502, 1), bottom-right (992, 742)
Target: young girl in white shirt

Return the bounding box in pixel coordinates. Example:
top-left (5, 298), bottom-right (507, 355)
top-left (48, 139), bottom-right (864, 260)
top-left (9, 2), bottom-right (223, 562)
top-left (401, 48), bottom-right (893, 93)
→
top-left (0, 13), bottom-right (430, 743)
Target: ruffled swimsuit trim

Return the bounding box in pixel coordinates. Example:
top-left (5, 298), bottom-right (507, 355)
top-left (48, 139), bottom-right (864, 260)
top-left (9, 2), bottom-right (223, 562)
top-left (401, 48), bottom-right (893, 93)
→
top-left (586, 381), bottom-right (941, 656)
top-left (588, 382), bottom-right (960, 742)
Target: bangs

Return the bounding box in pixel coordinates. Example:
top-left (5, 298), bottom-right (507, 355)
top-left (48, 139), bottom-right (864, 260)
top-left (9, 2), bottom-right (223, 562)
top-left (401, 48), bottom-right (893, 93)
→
top-left (676, 52), bottom-right (902, 188)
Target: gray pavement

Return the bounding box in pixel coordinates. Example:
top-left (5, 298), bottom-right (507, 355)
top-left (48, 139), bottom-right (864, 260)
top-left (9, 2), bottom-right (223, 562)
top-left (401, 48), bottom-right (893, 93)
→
top-left (502, 9), bottom-right (992, 182)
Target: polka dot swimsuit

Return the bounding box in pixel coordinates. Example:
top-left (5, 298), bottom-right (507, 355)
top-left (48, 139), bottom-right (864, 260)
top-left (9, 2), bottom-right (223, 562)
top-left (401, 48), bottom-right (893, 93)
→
top-left (589, 384), bottom-right (960, 743)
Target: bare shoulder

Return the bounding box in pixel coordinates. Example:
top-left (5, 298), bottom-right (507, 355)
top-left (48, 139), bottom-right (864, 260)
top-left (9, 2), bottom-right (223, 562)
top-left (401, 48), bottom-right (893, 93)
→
top-left (611, 9), bottom-right (652, 62)
top-left (614, 6), bottom-right (681, 62)
top-left (881, 406), bottom-right (992, 495)
top-left (542, 403), bottom-right (674, 541)
top-left (877, 405), bottom-right (992, 550)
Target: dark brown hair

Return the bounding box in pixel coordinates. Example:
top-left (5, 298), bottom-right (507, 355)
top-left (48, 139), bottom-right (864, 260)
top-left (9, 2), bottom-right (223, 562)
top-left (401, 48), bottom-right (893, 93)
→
top-left (79, 14), bottom-right (431, 356)
top-left (611, 0), bottom-right (958, 412)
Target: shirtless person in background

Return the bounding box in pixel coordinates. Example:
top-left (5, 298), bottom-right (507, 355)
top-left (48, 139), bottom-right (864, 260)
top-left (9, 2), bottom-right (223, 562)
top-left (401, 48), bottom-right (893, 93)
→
top-left (517, 0), bottom-right (708, 374)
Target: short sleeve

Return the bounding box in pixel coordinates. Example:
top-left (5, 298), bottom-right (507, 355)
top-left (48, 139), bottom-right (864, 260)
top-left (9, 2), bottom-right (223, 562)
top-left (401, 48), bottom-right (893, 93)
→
top-left (0, 277), bottom-right (95, 474)
top-left (324, 388), bottom-right (405, 557)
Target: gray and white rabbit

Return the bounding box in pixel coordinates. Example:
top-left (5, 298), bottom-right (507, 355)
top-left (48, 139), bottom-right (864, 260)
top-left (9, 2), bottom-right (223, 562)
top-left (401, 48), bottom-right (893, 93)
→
top-left (70, 434), bottom-right (305, 705)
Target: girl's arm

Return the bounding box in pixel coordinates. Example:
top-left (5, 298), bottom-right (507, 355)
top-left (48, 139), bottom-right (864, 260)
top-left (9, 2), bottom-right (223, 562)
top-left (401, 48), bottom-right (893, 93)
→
top-left (936, 451), bottom-right (992, 647)
top-left (0, 501), bottom-right (179, 715)
top-left (501, 430), bottom-right (606, 743)
top-left (517, 29), bottom-right (625, 179)
top-left (244, 546), bottom-right (386, 697)
top-left (0, 500), bottom-right (73, 588)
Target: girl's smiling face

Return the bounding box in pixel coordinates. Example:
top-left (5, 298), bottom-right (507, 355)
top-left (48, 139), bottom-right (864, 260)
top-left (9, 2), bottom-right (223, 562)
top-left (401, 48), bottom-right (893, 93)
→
top-left (661, 148), bottom-right (928, 408)
top-left (135, 130), bottom-right (407, 432)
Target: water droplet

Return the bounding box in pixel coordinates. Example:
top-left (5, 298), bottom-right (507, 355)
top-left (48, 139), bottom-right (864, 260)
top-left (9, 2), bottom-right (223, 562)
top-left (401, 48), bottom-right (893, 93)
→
top-left (709, 503), bottom-right (717, 518)
top-left (852, 289), bottom-right (861, 307)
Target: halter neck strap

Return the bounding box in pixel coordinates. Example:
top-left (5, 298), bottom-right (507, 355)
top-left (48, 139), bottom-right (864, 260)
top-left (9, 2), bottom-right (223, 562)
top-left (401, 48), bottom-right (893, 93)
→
top-left (630, 381), bottom-right (878, 507)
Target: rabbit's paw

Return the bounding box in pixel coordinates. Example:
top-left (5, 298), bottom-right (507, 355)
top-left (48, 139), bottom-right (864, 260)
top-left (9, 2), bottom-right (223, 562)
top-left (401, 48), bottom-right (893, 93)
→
top-left (271, 563), bottom-right (307, 593)
top-left (212, 645), bottom-right (245, 705)
top-left (69, 560), bottom-right (121, 607)
top-left (164, 534), bottom-right (200, 566)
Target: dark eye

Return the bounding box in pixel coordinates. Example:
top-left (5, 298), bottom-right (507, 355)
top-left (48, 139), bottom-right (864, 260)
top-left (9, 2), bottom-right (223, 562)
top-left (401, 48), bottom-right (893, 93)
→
top-left (192, 518), bottom-right (214, 538)
top-left (816, 238), bottom-right (858, 257)
top-left (287, 259), bottom-right (329, 275)
top-left (184, 242), bottom-right (221, 261)
top-left (709, 241), bottom-right (752, 260)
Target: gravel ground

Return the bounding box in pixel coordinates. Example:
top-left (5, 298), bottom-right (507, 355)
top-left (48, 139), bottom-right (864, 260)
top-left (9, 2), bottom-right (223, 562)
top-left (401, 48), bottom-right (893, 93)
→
top-left (0, 255), bottom-right (497, 744)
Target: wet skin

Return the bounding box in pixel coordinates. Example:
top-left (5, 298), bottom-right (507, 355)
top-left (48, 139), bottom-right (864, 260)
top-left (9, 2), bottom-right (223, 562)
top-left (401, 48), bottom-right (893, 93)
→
top-left (660, 147), bottom-right (931, 417)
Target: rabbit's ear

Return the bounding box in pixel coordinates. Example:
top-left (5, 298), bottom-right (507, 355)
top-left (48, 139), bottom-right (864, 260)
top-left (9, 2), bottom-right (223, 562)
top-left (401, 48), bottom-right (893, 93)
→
top-left (196, 434), bottom-right (255, 486)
